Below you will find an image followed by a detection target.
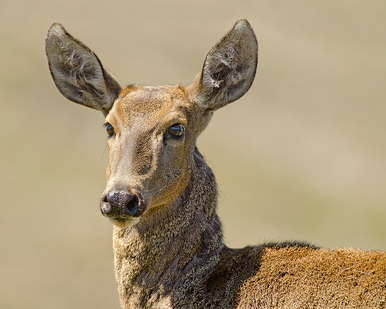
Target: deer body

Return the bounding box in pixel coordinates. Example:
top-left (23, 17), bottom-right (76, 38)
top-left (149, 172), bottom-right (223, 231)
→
top-left (46, 20), bottom-right (386, 308)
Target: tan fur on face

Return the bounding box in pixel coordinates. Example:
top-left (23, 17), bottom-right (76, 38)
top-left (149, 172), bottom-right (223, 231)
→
top-left (103, 85), bottom-right (200, 219)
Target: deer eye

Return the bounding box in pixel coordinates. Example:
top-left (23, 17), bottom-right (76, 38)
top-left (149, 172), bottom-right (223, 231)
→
top-left (166, 123), bottom-right (184, 139)
top-left (105, 123), bottom-right (115, 138)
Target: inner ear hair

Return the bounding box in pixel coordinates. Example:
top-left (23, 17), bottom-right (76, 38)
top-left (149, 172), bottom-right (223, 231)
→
top-left (45, 23), bottom-right (121, 113)
top-left (196, 19), bottom-right (258, 111)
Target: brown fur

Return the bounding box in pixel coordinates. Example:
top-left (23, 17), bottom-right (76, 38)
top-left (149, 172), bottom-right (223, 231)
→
top-left (46, 20), bottom-right (386, 308)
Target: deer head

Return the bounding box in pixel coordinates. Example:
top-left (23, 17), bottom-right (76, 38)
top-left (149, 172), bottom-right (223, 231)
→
top-left (45, 19), bottom-right (258, 228)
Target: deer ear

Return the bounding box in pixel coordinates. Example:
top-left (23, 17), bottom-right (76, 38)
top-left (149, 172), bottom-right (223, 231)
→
top-left (190, 19), bottom-right (258, 111)
top-left (45, 23), bottom-right (122, 115)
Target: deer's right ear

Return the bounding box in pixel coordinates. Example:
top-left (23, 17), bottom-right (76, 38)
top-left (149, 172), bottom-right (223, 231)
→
top-left (188, 19), bottom-right (258, 112)
top-left (45, 23), bottom-right (122, 115)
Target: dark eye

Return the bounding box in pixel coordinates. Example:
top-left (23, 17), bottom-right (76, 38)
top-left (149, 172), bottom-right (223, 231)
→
top-left (105, 123), bottom-right (115, 138)
top-left (166, 123), bottom-right (184, 139)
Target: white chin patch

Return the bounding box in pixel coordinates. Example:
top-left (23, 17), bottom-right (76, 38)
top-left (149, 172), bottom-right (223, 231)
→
top-left (109, 217), bottom-right (140, 228)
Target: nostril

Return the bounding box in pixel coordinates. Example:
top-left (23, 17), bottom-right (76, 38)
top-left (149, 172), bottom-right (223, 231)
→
top-left (102, 203), bottom-right (112, 214)
top-left (125, 196), bottom-right (139, 215)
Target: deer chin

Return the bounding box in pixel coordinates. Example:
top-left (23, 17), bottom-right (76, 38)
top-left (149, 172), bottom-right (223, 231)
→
top-left (108, 217), bottom-right (140, 228)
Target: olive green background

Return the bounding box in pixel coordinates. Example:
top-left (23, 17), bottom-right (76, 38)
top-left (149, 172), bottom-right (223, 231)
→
top-left (1, 1), bottom-right (385, 308)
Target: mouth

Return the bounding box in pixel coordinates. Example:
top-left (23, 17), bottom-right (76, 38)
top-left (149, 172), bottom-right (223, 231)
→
top-left (108, 217), bottom-right (141, 228)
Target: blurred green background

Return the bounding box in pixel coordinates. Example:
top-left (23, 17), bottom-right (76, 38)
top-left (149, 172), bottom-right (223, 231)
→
top-left (1, 0), bottom-right (385, 308)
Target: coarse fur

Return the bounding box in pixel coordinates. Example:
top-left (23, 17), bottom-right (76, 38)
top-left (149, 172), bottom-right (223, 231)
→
top-left (46, 19), bottom-right (386, 308)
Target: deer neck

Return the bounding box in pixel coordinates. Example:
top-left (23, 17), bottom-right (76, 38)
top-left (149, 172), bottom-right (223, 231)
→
top-left (112, 147), bottom-right (224, 308)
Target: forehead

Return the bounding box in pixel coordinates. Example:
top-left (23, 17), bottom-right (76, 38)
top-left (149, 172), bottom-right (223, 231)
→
top-left (108, 85), bottom-right (189, 127)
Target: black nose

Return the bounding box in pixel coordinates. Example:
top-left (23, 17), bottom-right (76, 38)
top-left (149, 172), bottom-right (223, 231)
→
top-left (101, 191), bottom-right (140, 217)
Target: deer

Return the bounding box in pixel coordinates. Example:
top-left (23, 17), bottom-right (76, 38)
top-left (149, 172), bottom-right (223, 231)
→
top-left (45, 19), bottom-right (386, 308)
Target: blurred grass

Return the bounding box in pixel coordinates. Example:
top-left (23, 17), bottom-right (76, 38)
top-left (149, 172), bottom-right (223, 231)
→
top-left (1, 0), bottom-right (386, 308)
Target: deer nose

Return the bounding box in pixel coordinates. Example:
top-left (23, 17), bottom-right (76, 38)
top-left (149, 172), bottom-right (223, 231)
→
top-left (101, 191), bottom-right (140, 217)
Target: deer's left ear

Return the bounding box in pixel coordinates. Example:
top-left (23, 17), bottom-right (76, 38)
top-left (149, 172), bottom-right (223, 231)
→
top-left (189, 19), bottom-right (258, 111)
top-left (45, 23), bottom-right (122, 115)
